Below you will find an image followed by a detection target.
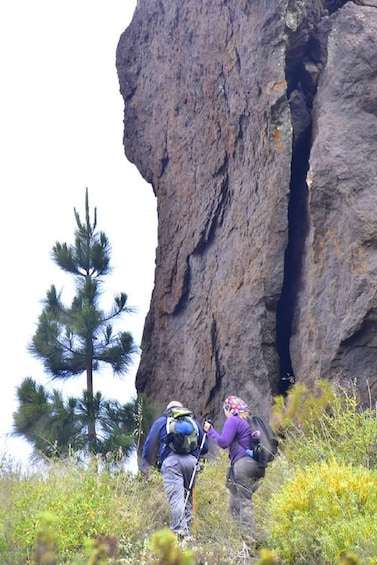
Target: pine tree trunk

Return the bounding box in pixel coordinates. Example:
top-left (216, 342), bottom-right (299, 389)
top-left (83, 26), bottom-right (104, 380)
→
top-left (86, 360), bottom-right (96, 452)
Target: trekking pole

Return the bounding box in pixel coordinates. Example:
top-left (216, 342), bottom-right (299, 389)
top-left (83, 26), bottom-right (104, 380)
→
top-left (192, 485), bottom-right (198, 539)
top-left (180, 431), bottom-right (207, 531)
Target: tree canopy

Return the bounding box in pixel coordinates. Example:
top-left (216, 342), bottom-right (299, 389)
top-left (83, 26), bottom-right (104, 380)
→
top-left (13, 377), bottom-right (156, 459)
top-left (15, 189), bottom-right (141, 455)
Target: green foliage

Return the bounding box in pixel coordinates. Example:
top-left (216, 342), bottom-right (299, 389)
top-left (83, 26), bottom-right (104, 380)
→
top-left (151, 528), bottom-right (194, 564)
top-left (133, 394), bottom-right (160, 454)
top-left (0, 451), bottom-right (258, 564)
top-left (13, 378), bottom-right (82, 457)
top-left (0, 458), bottom-right (170, 563)
top-left (272, 380), bottom-right (377, 468)
top-left (271, 379), bottom-right (337, 435)
top-left (196, 452), bottom-right (242, 544)
top-left (254, 548), bottom-right (279, 564)
top-left (32, 511), bottom-right (58, 564)
top-left (29, 188), bottom-right (137, 382)
top-left (17, 188), bottom-right (139, 457)
top-left (13, 382), bottom-right (152, 459)
top-left (256, 381), bottom-right (377, 563)
top-left (3, 383), bottom-right (377, 563)
top-left (267, 460), bottom-right (377, 564)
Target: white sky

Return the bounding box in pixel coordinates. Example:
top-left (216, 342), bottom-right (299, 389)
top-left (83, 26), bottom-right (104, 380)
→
top-left (0, 1), bottom-right (157, 466)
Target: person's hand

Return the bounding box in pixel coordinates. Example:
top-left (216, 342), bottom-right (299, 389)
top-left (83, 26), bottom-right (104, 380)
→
top-left (138, 460), bottom-right (153, 480)
top-left (203, 421), bottom-right (212, 432)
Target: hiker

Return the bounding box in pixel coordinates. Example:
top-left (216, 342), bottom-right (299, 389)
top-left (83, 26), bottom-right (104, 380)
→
top-left (203, 395), bottom-right (265, 536)
top-left (140, 400), bottom-right (208, 538)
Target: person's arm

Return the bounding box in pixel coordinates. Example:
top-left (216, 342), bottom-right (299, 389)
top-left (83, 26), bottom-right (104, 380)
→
top-left (139, 417), bottom-right (164, 474)
top-left (196, 421), bottom-right (209, 455)
top-left (205, 417), bottom-right (237, 449)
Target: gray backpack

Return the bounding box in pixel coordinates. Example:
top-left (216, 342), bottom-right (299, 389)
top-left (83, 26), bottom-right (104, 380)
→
top-left (249, 415), bottom-right (279, 468)
top-left (166, 407), bottom-right (199, 454)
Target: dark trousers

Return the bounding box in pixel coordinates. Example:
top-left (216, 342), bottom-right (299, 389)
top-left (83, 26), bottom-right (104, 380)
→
top-left (226, 456), bottom-right (265, 533)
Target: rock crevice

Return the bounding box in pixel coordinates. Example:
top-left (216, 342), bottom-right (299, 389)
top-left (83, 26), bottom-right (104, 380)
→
top-left (276, 2), bottom-right (334, 389)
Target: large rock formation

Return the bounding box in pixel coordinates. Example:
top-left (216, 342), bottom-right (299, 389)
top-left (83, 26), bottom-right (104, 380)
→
top-left (290, 2), bottom-right (377, 400)
top-left (116, 0), bottom-right (377, 422)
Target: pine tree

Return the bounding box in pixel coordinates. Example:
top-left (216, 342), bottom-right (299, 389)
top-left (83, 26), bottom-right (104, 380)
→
top-left (13, 377), bottom-right (142, 459)
top-left (28, 188), bottom-right (137, 452)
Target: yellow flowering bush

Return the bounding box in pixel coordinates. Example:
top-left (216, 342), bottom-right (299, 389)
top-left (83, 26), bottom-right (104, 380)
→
top-left (268, 460), bottom-right (377, 564)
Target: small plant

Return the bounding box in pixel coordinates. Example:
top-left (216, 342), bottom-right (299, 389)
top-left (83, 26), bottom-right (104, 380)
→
top-left (32, 511), bottom-right (58, 565)
top-left (255, 547), bottom-right (280, 564)
top-left (80, 535), bottom-right (119, 564)
top-left (151, 528), bottom-right (194, 564)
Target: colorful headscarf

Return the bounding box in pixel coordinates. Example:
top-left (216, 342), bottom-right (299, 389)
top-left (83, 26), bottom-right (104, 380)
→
top-left (223, 395), bottom-right (250, 415)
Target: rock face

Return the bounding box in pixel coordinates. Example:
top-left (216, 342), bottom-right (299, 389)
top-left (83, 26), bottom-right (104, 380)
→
top-left (290, 2), bottom-right (377, 400)
top-left (116, 0), bottom-right (377, 422)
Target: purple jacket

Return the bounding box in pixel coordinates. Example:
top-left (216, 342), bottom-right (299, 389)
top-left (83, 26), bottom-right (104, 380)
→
top-left (207, 415), bottom-right (251, 465)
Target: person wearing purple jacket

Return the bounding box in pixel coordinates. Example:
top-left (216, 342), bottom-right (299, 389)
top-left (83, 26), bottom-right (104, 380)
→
top-left (203, 395), bottom-right (265, 537)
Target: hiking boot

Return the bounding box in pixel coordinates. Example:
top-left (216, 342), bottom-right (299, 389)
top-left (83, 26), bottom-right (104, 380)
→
top-left (176, 531), bottom-right (194, 545)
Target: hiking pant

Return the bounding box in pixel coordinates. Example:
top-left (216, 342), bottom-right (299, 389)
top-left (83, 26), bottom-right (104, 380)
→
top-left (161, 453), bottom-right (197, 536)
top-left (226, 456), bottom-right (265, 535)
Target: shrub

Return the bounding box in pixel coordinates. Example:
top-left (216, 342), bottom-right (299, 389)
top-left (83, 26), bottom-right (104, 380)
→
top-left (272, 381), bottom-right (377, 468)
top-left (151, 528), bottom-right (194, 564)
top-left (267, 459), bottom-right (377, 564)
top-left (271, 380), bottom-right (337, 435)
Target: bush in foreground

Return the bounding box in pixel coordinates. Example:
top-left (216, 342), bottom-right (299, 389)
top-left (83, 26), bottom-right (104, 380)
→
top-left (267, 459), bottom-right (377, 564)
top-left (0, 452), bottom-right (249, 564)
top-left (1, 381), bottom-right (377, 563)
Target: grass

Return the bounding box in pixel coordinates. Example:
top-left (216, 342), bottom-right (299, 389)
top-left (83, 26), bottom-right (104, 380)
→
top-left (1, 381), bottom-right (376, 564)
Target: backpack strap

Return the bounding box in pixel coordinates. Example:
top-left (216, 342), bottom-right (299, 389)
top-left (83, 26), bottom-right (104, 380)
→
top-left (166, 406), bottom-right (193, 419)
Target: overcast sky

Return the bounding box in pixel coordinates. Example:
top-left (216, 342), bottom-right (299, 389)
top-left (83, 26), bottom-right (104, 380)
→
top-left (0, 1), bottom-right (157, 466)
